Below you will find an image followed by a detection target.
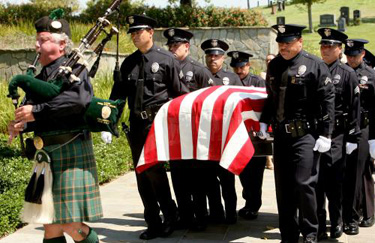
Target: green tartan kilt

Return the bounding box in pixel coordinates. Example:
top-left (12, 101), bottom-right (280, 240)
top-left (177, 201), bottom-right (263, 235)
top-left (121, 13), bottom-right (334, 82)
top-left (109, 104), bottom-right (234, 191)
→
top-left (44, 136), bottom-right (103, 224)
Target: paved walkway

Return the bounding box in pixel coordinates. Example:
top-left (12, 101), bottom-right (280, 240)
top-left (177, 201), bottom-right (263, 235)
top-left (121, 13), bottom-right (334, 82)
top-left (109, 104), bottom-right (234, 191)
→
top-left (1, 169), bottom-right (374, 242)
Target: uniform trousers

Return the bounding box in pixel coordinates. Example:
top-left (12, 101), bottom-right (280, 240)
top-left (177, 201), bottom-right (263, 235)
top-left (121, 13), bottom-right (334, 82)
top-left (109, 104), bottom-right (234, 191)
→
top-left (216, 165), bottom-right (237, 219)
top-left (361, 158), bottom-right (374, 219)
top-left (129, 118), bottom-right (177, 230)
top-left (205, 161), bottom-right (225, 221)
top-left (273, 131), bottom-right (320, 242)
top-left (343, 126), bottom-right (369, 224)
top-left (239, 156), bottom-right (267, 212)
top-left (316, 133), bottom-right (345, 230)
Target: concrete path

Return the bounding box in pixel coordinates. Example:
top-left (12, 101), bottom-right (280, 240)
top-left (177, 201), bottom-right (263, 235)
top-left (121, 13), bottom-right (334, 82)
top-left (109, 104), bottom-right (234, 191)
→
top-left (1, 169), bottom-right (374, 242)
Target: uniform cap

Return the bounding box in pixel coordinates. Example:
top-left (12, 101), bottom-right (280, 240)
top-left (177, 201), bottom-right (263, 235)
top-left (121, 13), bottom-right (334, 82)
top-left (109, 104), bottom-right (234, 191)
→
top-left (201, 39), bottom-right (229, 55)
top-left (35, 9), bottom-right (71, 38)
top-left (317, 28), bottom-right (347, 45)
top-left (227, 51), bottom-right (253, 67)
top-left (344, 39), bottom-right (369, 56)
top-left (126, 15), bottom-right (157, 34)
top-left (364, 49), bottom-right (375, 67)
top-left (163, 28), bottom-right (193, 45)
top-left (272, 24), bottom-right (306, 43)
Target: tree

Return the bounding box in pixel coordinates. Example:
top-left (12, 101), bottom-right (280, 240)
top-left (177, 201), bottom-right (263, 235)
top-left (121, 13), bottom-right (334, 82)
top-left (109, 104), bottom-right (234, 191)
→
top-left (30, 0), bottom-right (80, 13)
top-left (290, 0), bottom-right (326, 33)
top-left (180, 0), bottom-right (193, 7)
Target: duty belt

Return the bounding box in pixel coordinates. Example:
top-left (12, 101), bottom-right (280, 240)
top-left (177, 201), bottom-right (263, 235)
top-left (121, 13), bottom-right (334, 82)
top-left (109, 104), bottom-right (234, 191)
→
top-left (274, 119), bottom-right (318, 138)
top-left (139, 104), bottom-right (163, 121)
top-left (335, 114), bottom-right (348, 131)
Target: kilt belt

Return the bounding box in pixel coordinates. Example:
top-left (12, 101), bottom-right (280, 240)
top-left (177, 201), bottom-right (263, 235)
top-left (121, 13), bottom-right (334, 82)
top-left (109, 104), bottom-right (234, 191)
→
top-left (33, 131), bottom-right (90, 150)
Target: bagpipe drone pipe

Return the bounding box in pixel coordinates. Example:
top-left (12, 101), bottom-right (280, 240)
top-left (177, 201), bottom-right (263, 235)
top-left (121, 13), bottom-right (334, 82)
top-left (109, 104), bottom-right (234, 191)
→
top-left (8, 0), bottom-right (125, 137)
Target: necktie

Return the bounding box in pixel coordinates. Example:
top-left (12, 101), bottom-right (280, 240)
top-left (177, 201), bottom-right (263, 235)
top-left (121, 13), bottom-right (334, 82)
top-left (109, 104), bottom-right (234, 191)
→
top-left (134, 55), bottom-right (145, 116)
top-left (276, 67), bottom-right (289, 122)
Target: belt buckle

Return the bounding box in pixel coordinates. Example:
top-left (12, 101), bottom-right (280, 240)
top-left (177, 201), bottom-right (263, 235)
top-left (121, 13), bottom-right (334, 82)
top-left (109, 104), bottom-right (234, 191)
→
top-left (33, 136), bottom-right (44, 150)
top-left (140, 111), bottom-right (148, 120)
top-left (285, 124), bottom-right (291, 133)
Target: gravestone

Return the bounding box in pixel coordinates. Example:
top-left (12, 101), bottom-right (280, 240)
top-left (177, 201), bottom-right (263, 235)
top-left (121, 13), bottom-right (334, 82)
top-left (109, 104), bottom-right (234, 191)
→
top-left (277, 16), bottom-right (285, 25)
top-left (271, 4), bottom-right (276, 14)
top-left (319, 14), bottom-right (336, 27)
top-left (268, 0), bottom-right (273, 7)
top-left (353, 10), bottom-right (361, 25)
top-left (340, 6), bottom-right (350, 26)
top-left (282, 0), bottom-right (285, 10)
top-left (277, 0), bottom-right (282, 11)
top-left (337, 17), bottom-right (346, 32)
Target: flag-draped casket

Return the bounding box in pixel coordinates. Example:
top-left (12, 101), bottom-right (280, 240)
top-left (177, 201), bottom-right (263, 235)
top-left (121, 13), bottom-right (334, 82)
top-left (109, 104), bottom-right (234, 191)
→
top-left (136, 85), bottom-right (267, 175)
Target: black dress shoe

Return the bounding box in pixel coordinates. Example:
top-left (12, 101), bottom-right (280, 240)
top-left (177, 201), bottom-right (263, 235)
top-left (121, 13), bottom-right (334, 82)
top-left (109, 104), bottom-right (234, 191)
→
top-left (303, 236), bottom-right (317, 243)
top-left (317, 231), bottom-right (328, 241)
top-left (238, 208), bottom-right (258, 220)
top-left (161, 220), bottom-right (175, 237)
top-left (344, 222), bottom-right (359, 235)
top-left (330, 224), bottom-right (343, 238)
top-left (360, 216), bottom-right (375, 227)
top-left (139, 228), bottom-right (162, 240)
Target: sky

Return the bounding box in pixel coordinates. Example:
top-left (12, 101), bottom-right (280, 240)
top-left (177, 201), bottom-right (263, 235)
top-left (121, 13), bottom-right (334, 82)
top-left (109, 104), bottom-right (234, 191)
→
top-left (3, 0), bottom-right (270, 10)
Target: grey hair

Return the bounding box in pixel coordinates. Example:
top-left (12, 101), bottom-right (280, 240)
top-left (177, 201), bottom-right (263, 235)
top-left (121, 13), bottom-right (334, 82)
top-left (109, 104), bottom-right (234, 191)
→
top-left (51, 33), bottom-right (73, 55)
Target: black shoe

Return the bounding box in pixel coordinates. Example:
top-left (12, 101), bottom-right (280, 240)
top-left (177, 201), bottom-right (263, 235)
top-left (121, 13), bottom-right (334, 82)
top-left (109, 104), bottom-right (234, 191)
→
top-left (359, 216), bottom-right (375, 227)
top-left (303, 236), bottom-right (317, 243)
top-left (317, 231), bottom-right (328, 241)
top-left (330, 224), bottom-right (343, 238)
top-left (344, 222), bottom-right (359, 235)
top-left (161, 218), bottom-right (176, 237)
top-left (139, 228), bottom-right (162, 240)
top-left (238, 207), bottom-right (258, 220)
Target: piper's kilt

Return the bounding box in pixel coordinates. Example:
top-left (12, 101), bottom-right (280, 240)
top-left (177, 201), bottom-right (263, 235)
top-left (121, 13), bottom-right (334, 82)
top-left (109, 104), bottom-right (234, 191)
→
top-left (44, 136), bottom-right (103, 224)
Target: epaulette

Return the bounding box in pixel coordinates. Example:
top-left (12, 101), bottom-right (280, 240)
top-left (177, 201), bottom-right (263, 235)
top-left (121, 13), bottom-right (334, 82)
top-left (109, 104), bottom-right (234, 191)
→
top-left (156, 47), bottom-right (175, 59)
top-left (338, 62), bottom-right (355, 73)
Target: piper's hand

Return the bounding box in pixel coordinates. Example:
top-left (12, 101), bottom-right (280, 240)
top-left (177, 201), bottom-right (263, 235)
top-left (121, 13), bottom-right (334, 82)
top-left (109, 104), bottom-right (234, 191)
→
top-left (257, 122), bottom-right (269, 140)
top-left (7, 120), bottom-right (25, 144)
top-left (313, 136), bottom-right (331, 153)
top-left (15, 105), bottom-right (35, 122)
top-left (101, 131), bottom-right (112, 144)
top-left (346, 142), bottom-right (358, 155)
top-left (369, 140), bottom-right (375, 159)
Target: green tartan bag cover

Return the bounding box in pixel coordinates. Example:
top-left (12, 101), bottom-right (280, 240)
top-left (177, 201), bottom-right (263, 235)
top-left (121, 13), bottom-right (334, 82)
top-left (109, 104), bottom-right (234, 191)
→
top-left (84, 97), bottom-right (125, 137)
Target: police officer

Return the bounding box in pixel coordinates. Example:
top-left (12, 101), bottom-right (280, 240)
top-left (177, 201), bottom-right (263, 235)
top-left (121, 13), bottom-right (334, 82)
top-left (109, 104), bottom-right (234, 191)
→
top-left (103, 15), bottom-right (188, 240)
top-left (343, 39), bottom-right (375, 234)
top-left (315, 28), bottom-right (360, 240)
top-left (163, 28), bottom-right (213, 230)
top-left (227, 50), bottom-right (269, 220)
top-left (8, 14), bottom-right (102, 243)
top-left (259, 24), bottom-right (335, 243)
top-left (201, 39), bottom-right (243, 224)
top-left (364, 49), bottom-right (375, 69)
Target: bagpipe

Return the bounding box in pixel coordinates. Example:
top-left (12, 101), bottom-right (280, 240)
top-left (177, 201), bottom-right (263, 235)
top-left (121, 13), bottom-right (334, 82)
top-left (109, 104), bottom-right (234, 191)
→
top-left (8, 0), bottom-right (124, 138)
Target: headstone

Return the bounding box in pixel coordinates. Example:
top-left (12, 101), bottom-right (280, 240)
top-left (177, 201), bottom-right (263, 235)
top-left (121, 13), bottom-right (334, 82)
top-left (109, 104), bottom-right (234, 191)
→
top-left (353, 10), bottom-right (361, 25)
top-left (277, 1), bottom-right (282, 11)
top-left (268, 0), bottom-right (272, 7)
top-left (340, 6), bottom-right (350, 26)
top-left (319, 14), bottom-right (336, 27)
top-left (271, 4), bottom-right (276, 14)
top-left (337, 17), bottom-right (346, 32)
top-left (277, 16), bottom-right (285, 25)
top-left (282, 0), bottom-right (285, 10)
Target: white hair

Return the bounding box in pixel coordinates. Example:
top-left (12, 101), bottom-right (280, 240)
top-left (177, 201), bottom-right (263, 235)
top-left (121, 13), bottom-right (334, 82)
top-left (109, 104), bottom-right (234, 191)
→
top-left (51, 33), bottom-right (73, 55)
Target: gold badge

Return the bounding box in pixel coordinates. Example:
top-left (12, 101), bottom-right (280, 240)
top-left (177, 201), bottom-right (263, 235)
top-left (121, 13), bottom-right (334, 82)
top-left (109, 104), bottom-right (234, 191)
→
top-left (128, 16), bottom-right (134, 24)
top-left (101, 106), bottom-right (111, 119)
top-left (168, 28), bottom-right (175, 37)
top-left (33, 136), bottom-right (44, 150)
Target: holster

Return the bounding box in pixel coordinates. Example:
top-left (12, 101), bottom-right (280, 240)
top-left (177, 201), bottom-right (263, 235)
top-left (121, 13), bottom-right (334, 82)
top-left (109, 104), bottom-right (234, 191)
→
top-left (361, 111), bottom-right (369, 128)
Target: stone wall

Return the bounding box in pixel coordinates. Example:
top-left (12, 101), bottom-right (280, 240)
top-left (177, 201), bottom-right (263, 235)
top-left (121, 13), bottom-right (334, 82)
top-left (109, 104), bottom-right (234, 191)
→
top-left (0, 27), bottom-right (277, 81)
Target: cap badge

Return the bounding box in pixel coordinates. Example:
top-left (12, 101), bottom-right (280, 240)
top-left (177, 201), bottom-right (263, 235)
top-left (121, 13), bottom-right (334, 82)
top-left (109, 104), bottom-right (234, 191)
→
top-left (128, 16), bottom-right (134, 24)
top-left (324, 28), bottom-right (331, 37)
top-left (151, 62), bottom-right (159, 73)
top-left (298, 65), bottom-right (307, 76)
top-left (223, 77), bottom-right (230, 85)
top-left (278, 25), bottom-right (285, 33)
top-left (233, 52), bottom-right (239, 59)
top-left (101, 106), bottom-right (111, 119)
top-left (211, 39), bottom-right (218, 47)
top-left (50, 20), bottom-right (62, 30)
top-left (168, 29), bottom-right (175, 37)
top-left (347, 40), bottom-right (354, 47)
top-left (186, 71), bottom-right (193, 82)
top-left (333, 74), bottom-right (341, 84)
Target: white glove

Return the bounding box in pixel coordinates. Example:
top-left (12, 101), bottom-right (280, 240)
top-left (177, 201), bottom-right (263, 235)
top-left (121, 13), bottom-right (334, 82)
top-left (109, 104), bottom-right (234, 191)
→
top-left (313, 136), bottom-right (331, 153)
top-left (369, 140), bottom-right (375, 159)
top-left (346, 142), bottom-right (358, 155)
top-left (101, 131), bottom-right (112, 144)
top-left (257, 122), bottom-right (269, 140)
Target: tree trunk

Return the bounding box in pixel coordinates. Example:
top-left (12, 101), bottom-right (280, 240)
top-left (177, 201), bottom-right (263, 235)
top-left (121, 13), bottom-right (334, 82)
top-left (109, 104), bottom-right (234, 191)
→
top-left (180, 0), bottom-right (193, 7)
top-left (247, 0), bottom-right (250, 9)
top-left (307, 2), bottom-right (313, 33)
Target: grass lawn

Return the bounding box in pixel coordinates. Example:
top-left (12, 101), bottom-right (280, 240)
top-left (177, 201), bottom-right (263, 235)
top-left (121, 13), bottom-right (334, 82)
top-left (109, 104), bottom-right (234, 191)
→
top-left (258, 0), bottom-right (375, 56)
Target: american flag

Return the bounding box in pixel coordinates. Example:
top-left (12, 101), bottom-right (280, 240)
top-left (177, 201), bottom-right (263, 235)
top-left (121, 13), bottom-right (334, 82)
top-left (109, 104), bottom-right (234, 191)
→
top-left (136, 85), bottom-right (267, 175)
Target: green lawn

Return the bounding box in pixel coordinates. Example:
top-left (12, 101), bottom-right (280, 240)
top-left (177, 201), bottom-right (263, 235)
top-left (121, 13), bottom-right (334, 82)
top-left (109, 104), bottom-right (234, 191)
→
top-left (258, 0), bottom-right (375, 56)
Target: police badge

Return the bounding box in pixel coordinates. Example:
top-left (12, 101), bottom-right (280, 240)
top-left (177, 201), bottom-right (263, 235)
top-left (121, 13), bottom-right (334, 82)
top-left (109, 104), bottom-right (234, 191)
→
top-left (333, 74), bottom-right (341, 84)
top-left (186, 71), bottom-right (193, 82)
top-left (128, 16), bottom-right (134, 24)
top-left (278, 25), bottom-right (286, 33)
top-left (223, 77), bottom-right (230, 85)
top-left (151, 62), bottom-right (159, 73)
top-left (360, 76), bottom-right (368, 85)
top-left (211, 39), bottom-right (218, 47)
top-left (324, 28), bottom-right (331, 37)
top-left (168, 28), bottom-right (175, 37)
top-left (347, 40), bottom-right (354, 47)
top-left (233, 52), bottom-right (239, 59)
top-left (298, 65), bottom-right (307, 76)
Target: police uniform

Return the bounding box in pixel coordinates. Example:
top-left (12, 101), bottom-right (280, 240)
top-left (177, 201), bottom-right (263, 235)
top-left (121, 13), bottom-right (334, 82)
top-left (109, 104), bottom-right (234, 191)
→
top-left (109, 15), bottom-right (188, 240)
top-left (343, 39), bottom-right (375, 233)
top-left (22, 15), bottom-right (102, 242)
top-left (200, 40), bottom-right (243, 224)
top-left (364, 49), bottom-right (375, 68)
top-left (315, 28), bottom-right (360, 240)
top-left (260, 24), bottom-right (335, 243)
top-left (227, 50), bottom-right (269, 220)
top-left (163, 28), bottom-right (212, 230)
